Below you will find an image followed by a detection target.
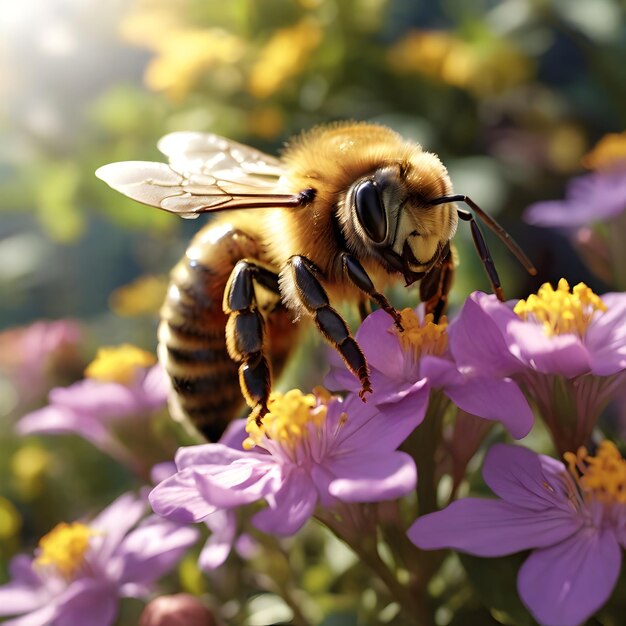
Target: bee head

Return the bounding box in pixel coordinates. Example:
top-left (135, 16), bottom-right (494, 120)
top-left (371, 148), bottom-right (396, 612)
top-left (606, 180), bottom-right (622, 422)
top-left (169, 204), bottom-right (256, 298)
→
top-left (342, 163), bottom-right (457, 285)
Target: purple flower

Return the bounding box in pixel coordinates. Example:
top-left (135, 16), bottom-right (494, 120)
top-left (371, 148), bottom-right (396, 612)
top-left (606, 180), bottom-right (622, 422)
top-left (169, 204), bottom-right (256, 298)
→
top-left (0, 492), bottom-right (198, 626)
top-left (0, 319), bottom-right (83, 409)
top-left (524, 169), bottom-right (626, 289)
top-left (524, 170), bottom-right (626, 228)
top-left (409, 441), bottom-right (626, 626)
top-left (17, 345), bottom-right (174, 474)
top-left (325, 307), bottom-right (533, 439)
top-left (450, 281), bottom-right (626, 453)
top-left (150, 389), bottom-right (417, 537)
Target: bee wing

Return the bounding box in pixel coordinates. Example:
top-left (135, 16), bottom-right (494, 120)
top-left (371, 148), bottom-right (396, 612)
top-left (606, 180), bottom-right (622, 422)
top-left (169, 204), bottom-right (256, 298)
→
top-left (157, 131), bottom-right (284, 179)
top-left (96, 133), bottom-right (305, 219)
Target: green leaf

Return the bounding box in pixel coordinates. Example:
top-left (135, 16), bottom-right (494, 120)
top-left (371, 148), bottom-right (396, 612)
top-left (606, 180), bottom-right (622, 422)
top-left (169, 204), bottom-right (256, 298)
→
top-left (459, 553), bottom-right (536, 625)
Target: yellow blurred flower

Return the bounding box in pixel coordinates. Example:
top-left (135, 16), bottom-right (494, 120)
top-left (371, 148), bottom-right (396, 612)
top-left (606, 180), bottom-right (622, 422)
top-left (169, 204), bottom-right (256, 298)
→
top-left (247, 106), bottom-right (285, 139)
top-left (547, 124), bottom-right (587, 173)
top-left (248, 18), bottom-right (323, 100)
top-left (144, 28), bottom-right (247, 101)
top-left (85, 345), bottom-right (156, 385)
top-left (582, 131), bottom-right (626, 171)
top-left (120, 1), bottom-right (246, 101)
top-left (179, 554), bottom-right (206, 595)
top-left (11, 444), bottom-right (50, 501)
top-left (387, 30), bottom-right (531, 96)
top-left (119, 0), bottom-right (187, 48)
top-left (109, 275), bottom-right (168, 317)
top-left (0, 496), bottom-right (22, 541)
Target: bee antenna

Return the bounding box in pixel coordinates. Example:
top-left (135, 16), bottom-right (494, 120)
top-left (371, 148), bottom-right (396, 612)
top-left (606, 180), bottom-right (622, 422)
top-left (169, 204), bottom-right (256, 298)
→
top-left (429, 195), bottom-right (537, 277)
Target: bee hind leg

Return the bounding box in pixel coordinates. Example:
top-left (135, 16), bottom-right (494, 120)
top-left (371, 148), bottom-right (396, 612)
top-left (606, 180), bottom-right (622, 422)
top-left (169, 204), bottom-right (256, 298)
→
top-left (223, 259), bottom-right (281, 426)
top-left (285, 256), bottom-right (372, 399)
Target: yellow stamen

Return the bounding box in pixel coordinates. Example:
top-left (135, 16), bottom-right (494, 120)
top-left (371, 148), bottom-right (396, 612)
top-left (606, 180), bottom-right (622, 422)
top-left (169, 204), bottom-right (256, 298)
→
top-left (35, 522), bottom-right (93, 579)
top-left (84, 344), bottom-right (156, 385)
top-left (564, 441), bottom-right (626, 504)
top-left (244, 389), bottom-right (328, 450)
top-left (391, 309), bottom-right (448, 360)
top-left (513, 279), bottom-right (606, 337)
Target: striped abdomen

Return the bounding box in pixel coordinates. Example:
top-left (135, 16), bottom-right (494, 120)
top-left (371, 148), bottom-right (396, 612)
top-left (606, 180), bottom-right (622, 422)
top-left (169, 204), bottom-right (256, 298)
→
top-left (158, 218), bottom-right (296, 441)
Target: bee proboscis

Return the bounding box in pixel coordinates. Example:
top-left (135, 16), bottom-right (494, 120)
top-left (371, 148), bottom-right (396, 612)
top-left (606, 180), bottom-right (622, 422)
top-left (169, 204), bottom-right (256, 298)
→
top-left (96, 122), bottom-right (535, 440)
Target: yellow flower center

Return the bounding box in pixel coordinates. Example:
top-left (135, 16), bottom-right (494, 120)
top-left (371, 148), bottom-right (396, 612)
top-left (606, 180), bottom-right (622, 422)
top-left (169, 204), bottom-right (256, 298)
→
top-left (244, 388), bottom-right (329, 451)
top-left (35, 522), bottom-right (93, 579)
top-left (391, 309), bottom-right (448, 360)
top-left (564, 441), bottom-right (626, 505)
top-left (84, 344), bottom-right (156, 385)
top-left (513, 279), bottom-right (606, 337)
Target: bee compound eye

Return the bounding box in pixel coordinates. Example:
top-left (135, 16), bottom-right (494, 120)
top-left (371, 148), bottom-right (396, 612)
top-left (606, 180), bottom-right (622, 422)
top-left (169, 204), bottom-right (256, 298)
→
top-left (354, 180), bottom-right (387, 244)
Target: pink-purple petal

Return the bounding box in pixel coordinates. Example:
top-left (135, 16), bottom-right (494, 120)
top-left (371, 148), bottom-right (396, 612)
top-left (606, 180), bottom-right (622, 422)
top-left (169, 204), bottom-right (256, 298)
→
top-left (90, 493), bottom-right (147, 562)
top-left (586, 292), bottom-right (626, 376)
top-left (518, 528), bottom-right (621, 626)
top-left (335, 390), bottom-right (426, 451)
top-left (448, 293), bottom-right (522, 377)
top-left (524, 170), bottom-right (626, 227)
top-left (420, 355), bottom-right (464, 388)
top-left (174, 443), bottom-right (256, 469)
top-left (505, 319), bottom-right (592, 377)
top-left (328, 451), bottom-right (416, 501)
top-left (445, 379), bottom-right (533, 439)
top-left (194, 463), bottom-right (281, 508)
top-left (373, 379), bottom-right (430, 425)
top-left (408, 498), bottom-right (580, 556)
top-left (355, 310), bottom-right (406, 379)
top-left (482, 444), bottom-right (573, 511)
top-left (118, 518), bottom-right (198, 585)
top-left (251, 470), bottom-right (318, 536)
top-left (149, 471), bottom-right (218, 522)
top-left (16, 406), bottom-right (111, 445)
top-left (198, 510), bottom-right (237, 570)
top-left (1, 604), bottom-right (59, 626)
top-left (0, 583), bottom-right (44, 615)
top-left (52, 579), bottom-right (118, 626)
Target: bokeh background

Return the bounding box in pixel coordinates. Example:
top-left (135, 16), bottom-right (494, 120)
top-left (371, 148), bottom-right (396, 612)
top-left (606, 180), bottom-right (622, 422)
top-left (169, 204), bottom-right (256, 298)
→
top-left (1, 0), bottom-right (625, 623)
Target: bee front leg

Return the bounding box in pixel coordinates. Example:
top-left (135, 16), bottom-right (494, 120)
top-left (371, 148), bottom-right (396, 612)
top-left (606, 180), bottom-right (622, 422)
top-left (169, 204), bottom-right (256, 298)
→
top-left (284, 256), bottom-right (372, 399)
top-left (341, 253), bottom-right (403, 330)
top-left (223, 259), bottom-right (281, 426)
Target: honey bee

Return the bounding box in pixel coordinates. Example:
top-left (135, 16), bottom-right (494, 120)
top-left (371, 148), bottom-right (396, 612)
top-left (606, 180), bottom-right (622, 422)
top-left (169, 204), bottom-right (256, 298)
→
top-left (96, 122), bottom-right (535, 440)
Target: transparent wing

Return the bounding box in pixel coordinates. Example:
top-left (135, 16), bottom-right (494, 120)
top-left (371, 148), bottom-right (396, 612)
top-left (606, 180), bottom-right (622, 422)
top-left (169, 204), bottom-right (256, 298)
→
top-left (157, 131), bottom-right (284, 179)
top-left (95, 133), bottom-right (304, 219)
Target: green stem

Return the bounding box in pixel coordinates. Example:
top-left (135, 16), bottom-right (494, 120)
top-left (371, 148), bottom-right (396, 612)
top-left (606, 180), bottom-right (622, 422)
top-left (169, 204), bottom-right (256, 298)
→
top-left (402, 391), bottom-right (448, 516)
top-left (316, 506), bottom-right (434, 626)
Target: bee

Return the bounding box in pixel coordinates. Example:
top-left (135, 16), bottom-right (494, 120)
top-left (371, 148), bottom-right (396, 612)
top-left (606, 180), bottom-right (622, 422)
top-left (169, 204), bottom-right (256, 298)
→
top-left (96, 122), bottom-right (535, 440)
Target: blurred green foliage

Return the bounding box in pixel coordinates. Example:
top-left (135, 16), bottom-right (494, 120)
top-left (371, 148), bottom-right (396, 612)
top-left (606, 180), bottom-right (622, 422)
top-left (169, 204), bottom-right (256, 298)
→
top-left (1, 0), bottom-right (625, 623)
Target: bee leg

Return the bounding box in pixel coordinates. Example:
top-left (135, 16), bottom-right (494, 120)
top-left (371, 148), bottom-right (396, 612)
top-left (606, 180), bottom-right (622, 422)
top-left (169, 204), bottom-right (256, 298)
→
top-left (420, 243), bottom-right (455, 323)
top-left (286, 256), bottom-right (372, 399)
top-left (457, 208), bottom-right (505, 301)
top-left (341, 253), bottom-right (403, 330)
top-left (357, 299), bottom-right (372, 322)
top-left (223, 259), bottom-right (281, 426)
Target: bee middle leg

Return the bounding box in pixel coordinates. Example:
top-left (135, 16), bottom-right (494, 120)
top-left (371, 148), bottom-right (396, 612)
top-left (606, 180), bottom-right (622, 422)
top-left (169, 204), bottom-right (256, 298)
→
top-left (285, 256), bottom-right (372, 399)
top-left (223, 259), bottom-right (281, 426)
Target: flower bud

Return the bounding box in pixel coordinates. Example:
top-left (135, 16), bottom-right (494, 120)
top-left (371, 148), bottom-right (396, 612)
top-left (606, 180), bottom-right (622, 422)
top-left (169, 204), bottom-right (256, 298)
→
top-left (139, 594), bottom-right (216, 626)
